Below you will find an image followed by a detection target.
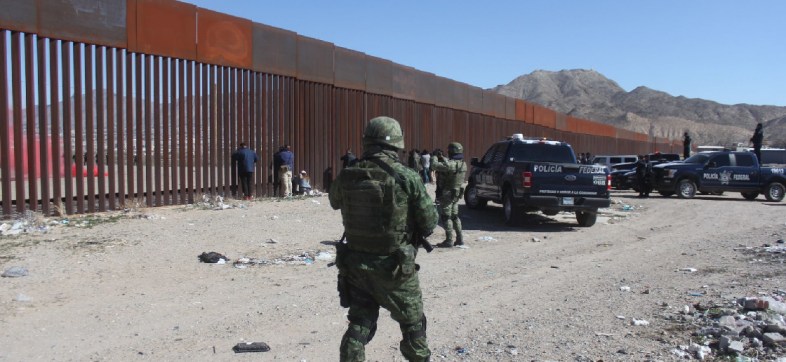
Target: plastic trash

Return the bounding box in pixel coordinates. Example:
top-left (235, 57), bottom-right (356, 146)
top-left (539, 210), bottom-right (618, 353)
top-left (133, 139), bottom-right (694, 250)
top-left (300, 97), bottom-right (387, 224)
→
top-left (477, 236), bottom-right (496, 242)
top-left (680, 267), bottom-right (698, 272)
top-left (631, 319), bottom-right (650, 326)
top-left (232, 342), bottom-right (270, 353)
top-left (315, 252), bottom-right (334, 261)
top-left (2, 266), bottom-right (29, 278)
top-left (620, 286), bottom-right (631, 292)
top-left (16, 294), bottom-right (32, 302)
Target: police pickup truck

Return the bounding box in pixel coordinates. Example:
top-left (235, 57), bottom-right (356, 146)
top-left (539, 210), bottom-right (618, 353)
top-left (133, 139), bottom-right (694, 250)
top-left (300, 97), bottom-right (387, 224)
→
top-left (463, 134), bottom-right (611, 227)
top-left (652, 151), bottom-right (786, 201)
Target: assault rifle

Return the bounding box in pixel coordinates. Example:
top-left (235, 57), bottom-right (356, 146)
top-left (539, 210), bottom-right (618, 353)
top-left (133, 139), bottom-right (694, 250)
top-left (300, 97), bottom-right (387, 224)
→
top-left (413, 231), bottom-right (434, 253)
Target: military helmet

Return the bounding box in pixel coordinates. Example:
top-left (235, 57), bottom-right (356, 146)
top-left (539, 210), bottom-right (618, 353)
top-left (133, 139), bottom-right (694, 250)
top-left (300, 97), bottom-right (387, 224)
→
top-left (363, 116), bottom-right (404, 150)
top-left (448, 142), bottom-right (463, 156)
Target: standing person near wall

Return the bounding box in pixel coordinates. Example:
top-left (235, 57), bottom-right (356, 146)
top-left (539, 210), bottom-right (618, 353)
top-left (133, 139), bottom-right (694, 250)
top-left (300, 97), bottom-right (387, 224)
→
top-left (750, 123), bottom-right (764, 162)
top-left (231, 142), bottom-right (258, 200)
top-left (329, 116), bottom-right (437, 362)
top-left (274, 145), bottom-right (294, 197)
top-left (420, 149), bottom-right (431, 184)
top-left (683, 132), bottom-right (692, 159)
top-left (432, 142), bottom-right (468, 248)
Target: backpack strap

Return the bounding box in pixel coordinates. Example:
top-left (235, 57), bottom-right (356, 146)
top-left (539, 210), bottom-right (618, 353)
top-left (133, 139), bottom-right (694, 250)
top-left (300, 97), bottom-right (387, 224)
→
top-left (365, 157), bottom-right (406, 188)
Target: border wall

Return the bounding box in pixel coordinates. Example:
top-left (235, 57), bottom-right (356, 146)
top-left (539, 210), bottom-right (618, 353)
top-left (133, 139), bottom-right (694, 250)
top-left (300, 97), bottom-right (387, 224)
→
top-left (0, 0), bottom-right (680, 217)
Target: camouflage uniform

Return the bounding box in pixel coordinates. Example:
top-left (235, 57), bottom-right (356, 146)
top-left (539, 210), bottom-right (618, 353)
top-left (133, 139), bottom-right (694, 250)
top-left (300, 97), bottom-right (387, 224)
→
top-left (432, 143), bottom-right (467, 247)
top-left (329, 117), bottom-right (438, 362)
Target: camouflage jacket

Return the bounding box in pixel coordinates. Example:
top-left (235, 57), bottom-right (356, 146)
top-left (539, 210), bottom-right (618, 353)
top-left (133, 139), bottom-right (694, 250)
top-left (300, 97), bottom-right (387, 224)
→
top-left (330, 149), bottom-right (438, 246)
top-left (431, 156), bottom-right (467, 191)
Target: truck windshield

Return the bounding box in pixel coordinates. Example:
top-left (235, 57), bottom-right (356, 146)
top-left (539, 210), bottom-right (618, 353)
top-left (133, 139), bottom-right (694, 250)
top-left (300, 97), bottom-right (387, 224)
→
top-left (684, 154), bottom-right (709, 164)
top-left (509, 144), bottom-right (576, 163)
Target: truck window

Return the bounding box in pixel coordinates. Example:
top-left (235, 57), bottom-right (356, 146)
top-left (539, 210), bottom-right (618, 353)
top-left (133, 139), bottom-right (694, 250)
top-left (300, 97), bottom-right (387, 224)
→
top-left (509, 144), bottom-right (575, 163)
top-left (709, 154), bottom-right (730, 167)
top-left (685, 154), bottom-right (709, 164)
top-left (735, 153), bottom-right (756, 167)
top-left (491, 144), bottom-right (508, 166)
top-left (610, 157), bottom-right (622, 164)
top-left (480, 146), bottom-right (496, 165)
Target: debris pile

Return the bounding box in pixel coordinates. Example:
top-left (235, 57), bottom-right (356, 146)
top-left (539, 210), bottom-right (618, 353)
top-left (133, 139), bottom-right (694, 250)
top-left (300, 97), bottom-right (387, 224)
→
top-left (664, 291), bottom-right (786, 360)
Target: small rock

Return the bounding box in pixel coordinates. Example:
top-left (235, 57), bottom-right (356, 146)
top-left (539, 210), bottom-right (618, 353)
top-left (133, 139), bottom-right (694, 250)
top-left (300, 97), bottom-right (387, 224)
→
top-left (631, 319), bottom-right (650, 326)
top-left (728, 340), bottom-right (744, 354)
top-left (680, 267), bottom-right (698, 272)
top-left (531, 237), bottom-right (540, 242)
top-left (763, 332), bottom-right (785, 346)
top-left (620, 286), bottom-right (631, 292)
top-left (15, 293), bottom-right (32, 302)
top-left (2, 266), bottom-right (29, 278)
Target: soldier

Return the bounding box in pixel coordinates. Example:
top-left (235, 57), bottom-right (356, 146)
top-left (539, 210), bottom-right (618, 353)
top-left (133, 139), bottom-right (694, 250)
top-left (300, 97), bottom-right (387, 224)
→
top-left (682, 132), bottom-right (692, 159)
top-left (433, 142), bottom-right (468, 248)
top-left (750, 123), bottom-right (764, 162)
top-left (635, 154), bottom-right (651, 198)
top-left (329, 116), bottom-right (438, 362)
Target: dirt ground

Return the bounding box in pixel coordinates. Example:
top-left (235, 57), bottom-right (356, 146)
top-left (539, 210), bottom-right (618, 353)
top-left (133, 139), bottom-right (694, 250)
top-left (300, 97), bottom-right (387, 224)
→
top-left (1, 185), bottom-right (785, 361)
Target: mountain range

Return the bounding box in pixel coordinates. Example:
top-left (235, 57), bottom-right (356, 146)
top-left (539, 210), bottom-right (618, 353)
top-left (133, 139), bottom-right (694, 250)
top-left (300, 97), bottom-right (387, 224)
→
top-left (492, 69), bottom-right (786, 148)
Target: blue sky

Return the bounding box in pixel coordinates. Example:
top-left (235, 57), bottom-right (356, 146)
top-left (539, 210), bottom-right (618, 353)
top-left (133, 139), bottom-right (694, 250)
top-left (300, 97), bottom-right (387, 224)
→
top-left (184, 0), bottom-right (785, 107)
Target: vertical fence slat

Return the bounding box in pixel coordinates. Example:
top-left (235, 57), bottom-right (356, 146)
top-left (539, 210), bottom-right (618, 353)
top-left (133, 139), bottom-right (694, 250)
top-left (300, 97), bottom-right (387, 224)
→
top-left (25, 34), bottom-right (38, 212)
top-left (144, 54), bottom-right (153, 207)
top-left (135, 53), bottom-right (143, 205)
top-left (96, 46), bottom-right (106, 212)
top-left (0, 31), bottom-right (10, 216)
top-left (153, 56), bottom-right (162, 206)
top-left (195, 62), bottom-right (203, 196)
top-left (163, 58), bottom-right (171, 205)
top-left (37, 37), bottom-right (50, 215)
top-left (106, 47), bottom-right (116, 210)
top-left (49, 39), bottom-right (62, 214)
top-left (85, 44), bottom-right (96, 213)
top-left (125, 51), bottom-right (134, 206)
top-left (186, 60), bottom-right (194, 202)
top-left (73, 42), bottom-right (85, 213)
top-left (11, 32), bottom-right (24, 214)
top-left (61, 42), bottom-right (74, 214)
top-left (178, 59), bottom-right (187, 203)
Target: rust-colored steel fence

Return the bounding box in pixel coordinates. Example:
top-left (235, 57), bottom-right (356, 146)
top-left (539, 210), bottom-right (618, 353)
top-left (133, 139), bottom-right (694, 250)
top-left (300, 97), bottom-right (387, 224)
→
top-left (0, 0), bottom-right (679, 218)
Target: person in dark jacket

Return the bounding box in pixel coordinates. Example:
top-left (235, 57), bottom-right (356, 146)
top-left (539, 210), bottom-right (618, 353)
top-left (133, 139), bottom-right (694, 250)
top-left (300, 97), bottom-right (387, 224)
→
top-left (232, 142), bottom-right (258, 200)
top-left (273, 145), bottom-right (295, 197)
top-left (750, 123), bottom-right (764, 162)
top-left (682, 132), bottom-right (692, 159)
top-left (635, 154), bottom-right (651, 198)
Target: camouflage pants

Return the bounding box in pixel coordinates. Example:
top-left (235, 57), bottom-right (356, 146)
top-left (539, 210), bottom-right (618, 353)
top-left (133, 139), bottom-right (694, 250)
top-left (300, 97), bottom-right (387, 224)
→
top-left (339, 250), bottom-right (429, 362)
top-left (437, 190), bottom-right (462, 243)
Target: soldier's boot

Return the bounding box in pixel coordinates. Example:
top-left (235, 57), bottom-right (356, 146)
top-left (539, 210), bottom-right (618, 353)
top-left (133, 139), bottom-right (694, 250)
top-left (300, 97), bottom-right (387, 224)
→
top-left (453, 216), bottom-right (464, 246)
top-left (400, 315), bottom-right (430, 362)
top-left (340, 317), bottom-right (377, 362)
top-left (437, 217), bottom-right (454, 247)
top-left (436, 240), bottom-right (453, 248)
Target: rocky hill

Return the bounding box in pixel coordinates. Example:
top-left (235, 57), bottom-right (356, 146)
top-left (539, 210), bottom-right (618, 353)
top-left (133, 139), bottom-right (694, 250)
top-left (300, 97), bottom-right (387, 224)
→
top-left (492, 69), bottom-right (786, 148)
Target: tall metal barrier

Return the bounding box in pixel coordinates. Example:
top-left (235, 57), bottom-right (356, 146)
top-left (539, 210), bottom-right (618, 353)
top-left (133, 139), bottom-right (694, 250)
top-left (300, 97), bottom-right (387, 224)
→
top-left (0, 0), bottom-right (678, 218)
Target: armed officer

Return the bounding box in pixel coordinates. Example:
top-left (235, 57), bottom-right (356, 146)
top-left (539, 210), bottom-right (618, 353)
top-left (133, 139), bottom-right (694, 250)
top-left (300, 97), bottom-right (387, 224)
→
top-left (329, 116), bottom-right (438, 362)
top-left (432, 142), bottom-right (468, 248)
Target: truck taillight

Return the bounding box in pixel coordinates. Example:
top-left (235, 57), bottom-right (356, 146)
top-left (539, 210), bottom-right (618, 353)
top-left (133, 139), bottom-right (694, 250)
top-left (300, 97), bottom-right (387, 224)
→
top-left (523, 171), bottom-right (532, 188)
top-left (607, 175), bottom-right (612, 190)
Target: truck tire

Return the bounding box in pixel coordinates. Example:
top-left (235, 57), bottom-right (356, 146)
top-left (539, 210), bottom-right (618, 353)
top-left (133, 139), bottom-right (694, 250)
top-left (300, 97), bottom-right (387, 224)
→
top-left (503, 190), bottom-right (521, 226)
top-left (764, 182), bottom-right (785, 202)
top-left (677, 179), bottom-right (696, 199)
top-left (463, 183), bottom-right (487, 209)
top-left (576, 210), bottom-right (597, 227)
top-left (741, 191), bottom-right (759, 200)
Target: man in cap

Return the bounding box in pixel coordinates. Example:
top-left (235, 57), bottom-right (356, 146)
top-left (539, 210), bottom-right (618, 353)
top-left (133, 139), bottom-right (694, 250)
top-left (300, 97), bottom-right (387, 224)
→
top-left (329, 116), bottom-right (438, 362)
top-left (432, 142), bottom-right (468, 247)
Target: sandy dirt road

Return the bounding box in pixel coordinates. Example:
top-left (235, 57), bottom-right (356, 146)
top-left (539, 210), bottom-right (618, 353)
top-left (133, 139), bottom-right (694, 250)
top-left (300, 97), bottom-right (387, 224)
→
top-left (1, 186), bottom-right (784, 361)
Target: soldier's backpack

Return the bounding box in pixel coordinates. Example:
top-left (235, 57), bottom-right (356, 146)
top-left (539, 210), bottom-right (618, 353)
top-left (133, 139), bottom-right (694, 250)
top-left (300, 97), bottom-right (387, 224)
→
top-left (337, 158), bottom-right (409, 254)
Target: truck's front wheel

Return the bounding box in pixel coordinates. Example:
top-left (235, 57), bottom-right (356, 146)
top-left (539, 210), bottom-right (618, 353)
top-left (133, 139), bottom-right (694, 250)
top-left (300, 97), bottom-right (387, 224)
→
top-left (576, 210), bottom-right (597, 227)
top-left (503, 190), bottom-right (521, 226)
top-left (677, 179), bottom-right (696, 199)
top-left (764, 182), bottom-right (785, 202)
top-left (464, 184), bottom-right (487, 209)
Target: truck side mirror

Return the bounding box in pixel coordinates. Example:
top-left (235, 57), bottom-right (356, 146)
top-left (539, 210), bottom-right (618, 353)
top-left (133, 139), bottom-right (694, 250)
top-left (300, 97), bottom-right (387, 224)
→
top-left (471, 157), bottom-right (481, 167)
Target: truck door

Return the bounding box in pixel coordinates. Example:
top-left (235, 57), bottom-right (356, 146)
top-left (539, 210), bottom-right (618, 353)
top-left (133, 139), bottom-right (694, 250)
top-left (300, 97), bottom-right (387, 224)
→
top-left (486, 143), bottom-right (509, 200)
top-left (729, 153), bottom-right (759, 190)
top-left (700, 154), bottom-right (731, 191)
top-left (475, 144), bottom-right (507, 199)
